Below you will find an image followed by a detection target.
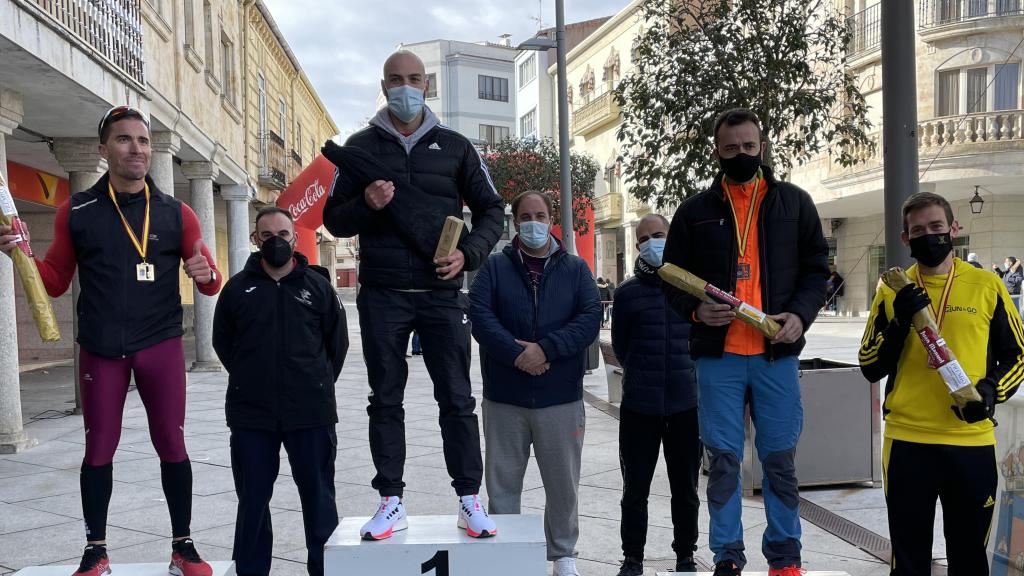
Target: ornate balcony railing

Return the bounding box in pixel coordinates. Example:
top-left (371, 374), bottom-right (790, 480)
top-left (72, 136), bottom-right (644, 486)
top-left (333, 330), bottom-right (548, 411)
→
top-left (572, 89), bottom-right (620, 137)
top-left (32, 0), bottom-right (145, 85)
top-left (593, 192), bottom-right (624, 224)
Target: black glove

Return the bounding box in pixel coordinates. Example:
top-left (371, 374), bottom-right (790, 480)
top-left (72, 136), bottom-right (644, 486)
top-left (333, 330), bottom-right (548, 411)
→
top-left (892, 284), bottom-right (930, 328)
top-left (952, 379), bottom-right (997, 424)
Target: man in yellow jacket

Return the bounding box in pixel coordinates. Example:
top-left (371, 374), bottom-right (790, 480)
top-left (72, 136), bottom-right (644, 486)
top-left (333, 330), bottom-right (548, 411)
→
top-left (859, 192), bottom-right (1024, 576)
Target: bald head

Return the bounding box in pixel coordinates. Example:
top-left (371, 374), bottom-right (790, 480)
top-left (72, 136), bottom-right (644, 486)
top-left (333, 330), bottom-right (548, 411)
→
top-left (636, 214), bottom-right (669, 248)
top-left (383, 51), bottom-right (426, 85)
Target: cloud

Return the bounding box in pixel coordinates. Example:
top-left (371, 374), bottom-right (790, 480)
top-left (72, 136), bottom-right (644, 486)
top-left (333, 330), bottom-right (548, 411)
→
top-left (261, 0), bottom-right (627, 135)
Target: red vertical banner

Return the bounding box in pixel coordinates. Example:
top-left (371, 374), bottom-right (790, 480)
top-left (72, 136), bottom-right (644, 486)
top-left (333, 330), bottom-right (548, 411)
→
top-left (551, 206), bottom-right (595, 274)
top-left (295, 225), bottom-right (319, 265)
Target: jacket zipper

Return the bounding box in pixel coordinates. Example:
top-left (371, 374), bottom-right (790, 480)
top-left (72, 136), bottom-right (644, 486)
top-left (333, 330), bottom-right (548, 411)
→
top-left (275, 281), bottom-right (284, 422)
top-left (759, 187), bottom-right (774, 364)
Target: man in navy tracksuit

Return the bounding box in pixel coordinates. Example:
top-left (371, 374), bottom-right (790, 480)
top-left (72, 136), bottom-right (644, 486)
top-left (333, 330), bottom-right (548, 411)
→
top-left (213, 207), bottom-right (348, 576)
top-left (611, 214), bottom-right (700, 576)
top-left (469, 191), bottom-right (602, 576)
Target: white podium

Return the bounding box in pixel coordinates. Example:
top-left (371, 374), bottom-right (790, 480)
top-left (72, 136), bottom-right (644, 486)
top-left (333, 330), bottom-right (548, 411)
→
top-left (13, 562), bottom-right (235, 576)
top-left (657, 572), bottom-right (851, 575)
top-left (325, 515), bottom-right (547, 576)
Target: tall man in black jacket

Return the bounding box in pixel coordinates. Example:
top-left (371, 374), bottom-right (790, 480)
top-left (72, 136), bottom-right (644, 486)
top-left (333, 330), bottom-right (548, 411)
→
top-left (663, 109), bottom-right (829, 576)
top-left (322, 50), bottom-right (504, 540)
top-left (213, 207), bottom-right (348, 576)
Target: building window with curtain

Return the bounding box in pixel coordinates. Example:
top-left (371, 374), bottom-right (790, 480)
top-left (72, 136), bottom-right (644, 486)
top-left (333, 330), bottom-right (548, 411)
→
top-left (479, 124), bottom-right (510, 146)
top-left (937, 69), bottom-right (960, 117)
top-left (519, 108), bottom-right (537, 138)
top-left (426, 73), bottom-right (437, 99)
top-left (966, 67), bottom-right (988, 114)
top-left (518, 54), bottom-right (536, 88)
top-left (995, 63), bottom-right (1021, 110)
top-left (478, 75), bottom-right (509, 102)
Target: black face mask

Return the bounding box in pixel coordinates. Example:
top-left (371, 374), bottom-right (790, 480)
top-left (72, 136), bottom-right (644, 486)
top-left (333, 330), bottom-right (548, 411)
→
top-left (260, 236), bottom-right (294, 268)
top-left (909, 232), bottom-right (953, 268)
top-left (719, 152), bottom-right (762, 183)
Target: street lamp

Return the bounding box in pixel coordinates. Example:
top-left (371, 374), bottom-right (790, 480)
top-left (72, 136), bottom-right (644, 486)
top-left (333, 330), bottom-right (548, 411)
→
top-left (969, 185), bottom-right (985, 215)
top-left (516, 0), bottom-right (576, 255)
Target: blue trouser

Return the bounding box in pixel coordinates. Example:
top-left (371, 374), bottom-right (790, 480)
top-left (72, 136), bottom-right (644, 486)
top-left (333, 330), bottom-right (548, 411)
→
top-left (697, 353), bottom-right (802, 569)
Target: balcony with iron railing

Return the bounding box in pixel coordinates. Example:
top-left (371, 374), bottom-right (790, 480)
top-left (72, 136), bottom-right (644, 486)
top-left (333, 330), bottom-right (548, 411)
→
top-left (572, 87), bottom-right (620, 137)
top-left (258, 131), bottom-right (288, 191)
top-left (919, 0), bottom-right (1024, 39)
top-left (29, 0), bottom-right (145, 86)
top-left (847, 3), bottom-right (880, 64)
top-left (593, 192), bottom-right (624, 224)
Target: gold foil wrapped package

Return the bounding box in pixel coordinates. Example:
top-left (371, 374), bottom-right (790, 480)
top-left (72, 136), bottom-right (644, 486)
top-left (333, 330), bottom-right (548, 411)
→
top-left (0, 172), bottom-right (60, 342)
top-left (880, 267), bottom-right (980, 407)
top-left (659, 263), bottom-right (781, 339)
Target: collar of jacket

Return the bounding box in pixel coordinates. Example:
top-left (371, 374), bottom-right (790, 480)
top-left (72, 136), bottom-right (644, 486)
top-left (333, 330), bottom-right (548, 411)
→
top-left (709, 163), bottom-right (780, 201)
top-left (89, 172), bottom-right (164, 200)
top-left (370, 105), bottom-right (441, 154)
top-left (509, 234), bottom-right (562, 260)
top-left (243, 250), bottom-right (311, 281)
top-left (634, 256), bottom-right (661, 284)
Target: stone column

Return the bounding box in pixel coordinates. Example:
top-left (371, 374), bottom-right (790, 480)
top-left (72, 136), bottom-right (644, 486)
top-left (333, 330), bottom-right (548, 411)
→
top-left (150, 131), bottom-right (181, 198)
top-left (180, 161), bottom-right (221, 372)
top-left (221, 184), bottom-right (252, 278)
top-left (0, 90), bottom-right (34, 453)
top-left (53, 138), bottom-right (107, 414)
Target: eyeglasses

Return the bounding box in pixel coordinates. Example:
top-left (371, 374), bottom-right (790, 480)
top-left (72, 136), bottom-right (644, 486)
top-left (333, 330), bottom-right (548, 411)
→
top-left (97, 105), bottom-right (149, 139)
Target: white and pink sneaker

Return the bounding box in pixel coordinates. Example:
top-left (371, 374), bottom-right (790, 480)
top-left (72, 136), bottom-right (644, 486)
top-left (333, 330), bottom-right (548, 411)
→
top-left (360, 496), bottom-right (408, 540)
top-left (457, 494), bottom-right (497, 538)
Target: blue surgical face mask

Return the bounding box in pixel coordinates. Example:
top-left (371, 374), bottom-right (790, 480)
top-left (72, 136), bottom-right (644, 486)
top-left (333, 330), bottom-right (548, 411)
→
top-left (386, 85), bottom-right (425, 124)
top-left (518, 220), bottom-right (550, 250)
top-left (639, 237), bottom-right (666, 267)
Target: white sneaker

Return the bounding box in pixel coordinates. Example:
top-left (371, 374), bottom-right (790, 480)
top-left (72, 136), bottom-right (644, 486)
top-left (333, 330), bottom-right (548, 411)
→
top-left (553, 557), bottom-right (581, 576)
top-left (360, 496), bottom-right (408, 540)
top-left (456, 494), bottom-right (497, 538)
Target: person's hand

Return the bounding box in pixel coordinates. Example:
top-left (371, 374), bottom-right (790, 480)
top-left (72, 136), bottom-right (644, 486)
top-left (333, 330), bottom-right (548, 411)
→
top-left (769, 312), bottom-right (804, 344)
top-left (952, 380), bottom-right (996, 424)
top-left (993, 264), bottom-right (1001, 271)
top-left (696, 301), bottom-right (735, 326)
top-left (364, 180), bottom-right (395, 210)
top-left (514, 339), bottom-right (548, 373)
top-left (0, 222), bottom-right (26, 256)
top-left (434, 249), bottom-right (465, 280)
top-left (525, 362), bottom-right (551, 376)
top-left (184, 240), bottom-right (214, 284)
top-left (892, 283), bottom-right (930, 327)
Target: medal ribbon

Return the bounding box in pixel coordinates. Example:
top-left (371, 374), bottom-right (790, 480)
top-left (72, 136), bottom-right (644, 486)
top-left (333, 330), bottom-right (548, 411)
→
top-left (108, 182), bottom-right (150, 262)
top-left (914, 266), bottom-right (956, 332)
top-left (723, 172), bottom-right (762, 258)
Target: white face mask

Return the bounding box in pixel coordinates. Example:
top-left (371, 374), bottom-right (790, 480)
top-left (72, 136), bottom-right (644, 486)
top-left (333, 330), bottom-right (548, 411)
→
top-left (386, 85), bottom-right (425, 123)
top-left (639, 237), bottom-right (666, 267)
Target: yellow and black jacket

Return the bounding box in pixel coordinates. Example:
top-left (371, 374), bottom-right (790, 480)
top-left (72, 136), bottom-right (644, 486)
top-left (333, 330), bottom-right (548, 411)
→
top-left (859, 258), bottom-right (1024, 446)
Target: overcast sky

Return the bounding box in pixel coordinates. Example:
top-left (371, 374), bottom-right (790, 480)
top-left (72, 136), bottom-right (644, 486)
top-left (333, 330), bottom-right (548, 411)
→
top-left (261, 0), bottom-right (626, 137)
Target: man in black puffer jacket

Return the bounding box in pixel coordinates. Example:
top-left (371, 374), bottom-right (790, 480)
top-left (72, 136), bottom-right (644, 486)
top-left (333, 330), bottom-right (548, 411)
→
top-left (663, 108), bottom-right (828, 576)
top-left (321, 50), bottom-right (504, 540)
top-left (213, 207), bottom-right (348, 576)
top-left (611, 214), bottom-right (699, 576)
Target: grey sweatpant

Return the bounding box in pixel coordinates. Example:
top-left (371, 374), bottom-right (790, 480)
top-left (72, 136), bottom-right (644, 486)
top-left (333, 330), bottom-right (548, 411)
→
top-left (483, 398), bottom-right (585, 561)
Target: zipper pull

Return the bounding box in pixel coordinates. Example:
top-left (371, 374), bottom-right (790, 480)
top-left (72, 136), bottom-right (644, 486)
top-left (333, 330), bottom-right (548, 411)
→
top-left (719, 219), bottom-right (724, 226)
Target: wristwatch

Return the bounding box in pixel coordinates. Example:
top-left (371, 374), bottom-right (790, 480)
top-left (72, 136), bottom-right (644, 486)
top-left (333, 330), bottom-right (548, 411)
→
top-left (205, 270), bottom-right (217, 285)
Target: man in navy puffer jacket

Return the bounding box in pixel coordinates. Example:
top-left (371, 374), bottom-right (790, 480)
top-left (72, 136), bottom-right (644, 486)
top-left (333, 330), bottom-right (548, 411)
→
top-left (469, 191), bottom-right (601, 576)
top-left (611, 214), bottom-right (700, 576)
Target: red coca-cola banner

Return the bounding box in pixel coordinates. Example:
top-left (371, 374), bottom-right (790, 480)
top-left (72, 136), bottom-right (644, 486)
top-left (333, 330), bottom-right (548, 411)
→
top-left (276, 154), bottom-right (334, 231)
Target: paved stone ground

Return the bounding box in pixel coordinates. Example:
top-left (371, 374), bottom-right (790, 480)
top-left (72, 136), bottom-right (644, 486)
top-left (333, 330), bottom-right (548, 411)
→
top-left (0, 306), bottom-right (897, 575)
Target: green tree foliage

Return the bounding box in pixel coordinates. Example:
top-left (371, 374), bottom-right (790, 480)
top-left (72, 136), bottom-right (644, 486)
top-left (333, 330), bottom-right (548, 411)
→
top-left (484, 137), bottom-right (600, 234)
top-left (616, 0), bottom-right (873, 206)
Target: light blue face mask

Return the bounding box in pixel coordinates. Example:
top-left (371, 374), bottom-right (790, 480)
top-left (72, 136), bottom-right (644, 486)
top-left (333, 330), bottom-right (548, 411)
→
top-left (386, 85), bottom-right (425, 124)
top-left (518, 220), bottom-right (550, 250)
top-left (639, 237), bottom-right (666, 267)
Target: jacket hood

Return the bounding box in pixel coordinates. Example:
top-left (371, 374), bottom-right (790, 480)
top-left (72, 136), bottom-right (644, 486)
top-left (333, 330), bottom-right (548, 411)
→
top-left (370, 105), bottom-right (441, 154)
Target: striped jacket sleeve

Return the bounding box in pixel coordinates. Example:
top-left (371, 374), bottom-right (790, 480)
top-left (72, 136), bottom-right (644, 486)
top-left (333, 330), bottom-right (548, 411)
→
top-left (986, 287), bottom-right (1024, 403)
top-left (859, 288), bottom-right (910, 384)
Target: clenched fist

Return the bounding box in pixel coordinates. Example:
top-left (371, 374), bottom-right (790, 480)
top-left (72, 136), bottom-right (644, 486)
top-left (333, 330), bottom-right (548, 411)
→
top-left (364, 180), bottom-right (395, 211)
top-left (184, 239), bottom-right (214, 284)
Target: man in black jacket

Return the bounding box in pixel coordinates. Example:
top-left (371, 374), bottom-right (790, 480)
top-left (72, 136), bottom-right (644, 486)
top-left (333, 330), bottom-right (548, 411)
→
top-left (611, 214), bottom-right (700, 576)
top-left (213, 207), bottom-right (348, 576)
top-left (321, 50), bottom-right (503, 539)
top-left (663, 108), bottom-right (829, 576)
